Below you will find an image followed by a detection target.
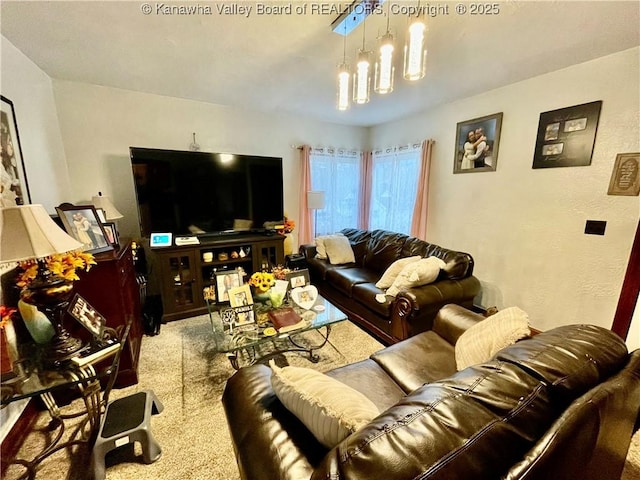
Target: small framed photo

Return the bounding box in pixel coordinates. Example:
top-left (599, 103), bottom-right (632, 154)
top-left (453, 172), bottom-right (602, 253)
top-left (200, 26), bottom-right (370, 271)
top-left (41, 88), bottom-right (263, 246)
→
top-left (95, 208), bottom-right (107, 224)
top-left (102, 222), bottom-right (119, 246)
top-left (608, 153), bottom-right (640, 196)
top-left (68, 293), bottom-right (106, 339)
top-left (56, 204), bottom-right (113, 254)
top-left (228, 284), bottom-right (255, 326)
top-left (215, 269), bottom-right (242, 304)
top-left (285, 269), bottom-right (310, 289)
top-left (453, 112), bottom-right (503, 173)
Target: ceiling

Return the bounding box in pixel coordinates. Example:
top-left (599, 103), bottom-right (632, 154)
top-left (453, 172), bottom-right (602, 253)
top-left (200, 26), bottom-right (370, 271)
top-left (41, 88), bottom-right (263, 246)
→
top-left (1, 1), bottom-right (639, 127)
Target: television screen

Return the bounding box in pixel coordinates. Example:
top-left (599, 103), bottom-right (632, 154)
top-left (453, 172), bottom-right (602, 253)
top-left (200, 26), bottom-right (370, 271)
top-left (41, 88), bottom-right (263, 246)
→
top-left (130, 147), bottom-right (284, 237)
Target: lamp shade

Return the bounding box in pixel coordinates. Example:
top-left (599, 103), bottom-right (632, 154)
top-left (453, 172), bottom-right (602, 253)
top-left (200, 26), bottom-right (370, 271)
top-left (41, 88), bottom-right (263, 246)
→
top-left (0, 205), bottom-right (83, 263)
top-left (91, 192), bottom-right (123, 220)
top-left (307, 191), bottom-right (326, 210)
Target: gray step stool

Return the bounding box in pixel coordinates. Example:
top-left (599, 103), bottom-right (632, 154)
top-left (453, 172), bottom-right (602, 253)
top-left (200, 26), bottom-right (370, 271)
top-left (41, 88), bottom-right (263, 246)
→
top-left (91, 390), bottom-right (164, 480)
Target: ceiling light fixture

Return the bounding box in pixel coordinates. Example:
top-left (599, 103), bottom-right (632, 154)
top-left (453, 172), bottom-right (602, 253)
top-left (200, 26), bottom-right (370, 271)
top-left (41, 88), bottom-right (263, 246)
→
top-left (337, 24), bottom-right (351, 111)
top-left (374, 5), bottom-right (394, 94)
top-left (331, 0), bottom-right (384, 36)
top-left (353, 21), bottom-right (372, 104)
top-left (404, 15), bottom-right (427, 81)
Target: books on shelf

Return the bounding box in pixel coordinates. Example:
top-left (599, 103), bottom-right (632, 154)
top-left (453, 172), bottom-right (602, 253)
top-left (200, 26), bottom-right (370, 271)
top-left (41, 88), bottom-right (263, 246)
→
top-left (267, 307), bottom-right (307, 333)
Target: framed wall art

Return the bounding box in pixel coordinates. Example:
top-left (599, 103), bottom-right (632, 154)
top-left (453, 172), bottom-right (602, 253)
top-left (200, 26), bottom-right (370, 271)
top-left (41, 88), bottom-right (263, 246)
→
top-left (608, 153), bottom-right (640, 196)
top-left (454, 112), bottom-right (503, 174)
top-left (1, 95), bottom-right (31, 206)
top-left (56, 204), bottom-right (114, 254)
top-left (532, 100), bottom-right (602, 169)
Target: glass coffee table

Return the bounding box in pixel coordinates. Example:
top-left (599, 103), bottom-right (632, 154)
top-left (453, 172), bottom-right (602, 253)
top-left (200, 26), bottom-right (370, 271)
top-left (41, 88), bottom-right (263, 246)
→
top-left (206, 295), bottom-right (348, 369)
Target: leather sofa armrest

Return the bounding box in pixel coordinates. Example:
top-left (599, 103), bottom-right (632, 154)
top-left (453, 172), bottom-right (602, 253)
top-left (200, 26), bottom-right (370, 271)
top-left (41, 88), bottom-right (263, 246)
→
top-left (432, 304), bottom-right (485, 345)
top-left (299, 244), bottom-right (317, 261)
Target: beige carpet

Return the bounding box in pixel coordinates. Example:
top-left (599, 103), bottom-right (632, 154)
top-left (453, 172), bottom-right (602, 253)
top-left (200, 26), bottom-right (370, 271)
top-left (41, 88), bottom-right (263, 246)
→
top-left (4, 315), bottom-right (383, 480)
top-left (5, 315), bottom-right (640, 480)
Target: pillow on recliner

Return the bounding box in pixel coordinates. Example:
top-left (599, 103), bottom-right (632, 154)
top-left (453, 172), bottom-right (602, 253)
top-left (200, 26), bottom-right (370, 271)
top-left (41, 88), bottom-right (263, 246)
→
top-left (270, 361), bottom-right (379, 448)
top-left (385, 256), bottom-right (445, 297)
top-left (455, 307), bottom-right (531, 371)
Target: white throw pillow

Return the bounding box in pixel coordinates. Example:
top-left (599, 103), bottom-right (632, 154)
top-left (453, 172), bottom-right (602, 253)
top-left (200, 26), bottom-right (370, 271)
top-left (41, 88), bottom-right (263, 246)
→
top-left (315, 234), bottom-right (344, 259)
top-left (270, 361), bottom-right (379, 448)
top-left (385, 256), bottom-right (445, 297)
top-left (375, 256), bottom-right (422, 289)
top-left (455, 307), bottom-right (531, 371)
top-left (324, 235), bottom-right (356, 265)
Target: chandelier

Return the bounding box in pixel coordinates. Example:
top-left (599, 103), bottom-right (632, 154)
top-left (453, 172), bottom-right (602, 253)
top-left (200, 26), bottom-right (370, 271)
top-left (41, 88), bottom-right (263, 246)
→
top-left (333, 1), bottom-right (427, 110)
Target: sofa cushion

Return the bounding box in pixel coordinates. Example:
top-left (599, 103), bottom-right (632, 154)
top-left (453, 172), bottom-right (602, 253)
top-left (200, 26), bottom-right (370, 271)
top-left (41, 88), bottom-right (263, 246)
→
top-left (363, 230), bottom-right (408, 274)
top-left (324, 235), bottom-right (356, 265)
top-left (455, 307), bottom-right (531, 370)
top-left (375, 255), bottom-right (421, 289)
top-left (352, 283), bottom-right (392, 318)
top-left (386, 257), bottom-right (445, 297)
top-left (326, 268), bottom-right (378, 297)
top-left (371, 330), bottom-right (457, 393)
top-left (270, 362), bottom-right (379, 449)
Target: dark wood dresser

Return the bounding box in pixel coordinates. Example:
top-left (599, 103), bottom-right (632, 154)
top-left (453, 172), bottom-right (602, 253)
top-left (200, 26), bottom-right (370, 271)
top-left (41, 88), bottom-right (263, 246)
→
top-left (70, 240), bottom-right (143, 387)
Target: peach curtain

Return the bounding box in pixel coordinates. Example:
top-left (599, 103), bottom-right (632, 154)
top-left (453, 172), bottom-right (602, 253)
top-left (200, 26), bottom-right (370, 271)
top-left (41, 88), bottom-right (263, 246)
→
top-left (298, 145), bottom-right (313, 245)
top-left (359, 150), bottom-right (373, 230)
top-left (410, 140), bottom-right (435, 239)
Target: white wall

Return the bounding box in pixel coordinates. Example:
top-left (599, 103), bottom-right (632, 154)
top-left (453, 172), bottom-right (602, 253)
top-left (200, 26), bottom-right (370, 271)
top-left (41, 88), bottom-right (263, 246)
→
top-left (369, 47), bottom-right (640, 331)
top-left (51, 81), bottom-right (368, 239)
top-left (0, 35), bottom-right (71, 442)
top-left (1, 36), bottom-right (71, 212)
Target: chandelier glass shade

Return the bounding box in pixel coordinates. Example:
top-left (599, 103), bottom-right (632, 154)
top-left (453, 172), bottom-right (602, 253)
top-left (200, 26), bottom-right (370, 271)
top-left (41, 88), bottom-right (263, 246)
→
top-left (353, 49), bottom-right (372, 104)
top-left (374, 33), bottom-right (395, 94)
top-left (337, 63), bottom-right (351, 110)
top-left (404, 19), bottom-right (427, 81)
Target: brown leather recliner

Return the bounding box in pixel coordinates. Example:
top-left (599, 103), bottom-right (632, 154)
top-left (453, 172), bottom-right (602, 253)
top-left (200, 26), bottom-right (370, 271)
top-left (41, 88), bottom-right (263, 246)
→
top-left (222, 305), bottom-right (640, 480)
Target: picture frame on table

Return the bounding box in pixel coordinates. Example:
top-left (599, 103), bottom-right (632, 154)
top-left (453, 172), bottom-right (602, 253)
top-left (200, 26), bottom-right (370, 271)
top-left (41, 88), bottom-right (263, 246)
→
top-left (56, 204), bottom-right (113, 254)
top-left (102, 222), bottom-right (119, 246)
top-left (215, 269), bottom-right (242, 304)
top-left (607, 153), bottom-right (640, 196)
top-left (532, 100), bottom-right (602, 169)
top-left (1, 95), bottom-right (31, 206)
top-left (95, 208), bottom-right (107, 224)
top-left (228, 284), bottom-right (255, 326)
top-left (285, 269), bottom-right (310, 289)
top-left (68, 293), bottom-right (106, 339)
top-left (453, 112), bottom-right (503, 174)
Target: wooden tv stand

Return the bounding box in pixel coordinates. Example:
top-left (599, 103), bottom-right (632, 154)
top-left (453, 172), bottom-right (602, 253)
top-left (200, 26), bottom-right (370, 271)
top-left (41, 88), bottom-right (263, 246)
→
top-left (152, 233), bottom-right (285, 322)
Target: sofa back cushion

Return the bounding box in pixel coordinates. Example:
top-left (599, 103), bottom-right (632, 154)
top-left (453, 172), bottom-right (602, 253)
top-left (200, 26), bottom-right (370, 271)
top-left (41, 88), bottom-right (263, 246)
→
top-left (362, 230), bottom-right (409, 274)
top-left (312, 324), bottom-right (629, 480)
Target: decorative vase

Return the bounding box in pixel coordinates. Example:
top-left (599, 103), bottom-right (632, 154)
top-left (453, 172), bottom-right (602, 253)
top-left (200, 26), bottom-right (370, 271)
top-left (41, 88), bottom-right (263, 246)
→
top-left (283, 233), bottom-right (297, 256)
top-left (18, 299), bottom-right (55, 344)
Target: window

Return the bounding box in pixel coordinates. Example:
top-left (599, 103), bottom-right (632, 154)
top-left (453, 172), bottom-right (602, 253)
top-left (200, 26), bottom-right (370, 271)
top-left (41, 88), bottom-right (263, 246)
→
top-left (369, 144), bottom-right (421, 234)
top-left (310, 148), bottom-right (361, 236)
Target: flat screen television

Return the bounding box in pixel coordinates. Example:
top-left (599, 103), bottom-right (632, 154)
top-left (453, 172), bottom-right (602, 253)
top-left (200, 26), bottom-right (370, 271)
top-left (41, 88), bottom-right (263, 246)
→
top-left (130, 147), bottom-right (284, 237)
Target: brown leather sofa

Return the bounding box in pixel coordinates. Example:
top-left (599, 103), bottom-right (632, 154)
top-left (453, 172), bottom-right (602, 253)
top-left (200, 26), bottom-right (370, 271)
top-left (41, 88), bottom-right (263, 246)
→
top-left (222, 305), bottom-right (640, 480)
top-left (300, 228), bottom-right (481, 344)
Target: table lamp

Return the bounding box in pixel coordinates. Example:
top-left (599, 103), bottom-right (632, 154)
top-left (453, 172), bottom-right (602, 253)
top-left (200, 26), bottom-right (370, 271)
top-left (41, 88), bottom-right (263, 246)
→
top-left (0, 205), bottom-right (85, 362)
top-left (91, 192), bottom-right (123, 221)
top-left (307, 191), bottom-right (325, 237)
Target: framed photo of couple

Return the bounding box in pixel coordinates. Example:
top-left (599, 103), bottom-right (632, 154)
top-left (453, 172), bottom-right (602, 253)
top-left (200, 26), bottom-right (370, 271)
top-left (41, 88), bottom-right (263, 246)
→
top-left (453, 112), bottom-right (503, 174)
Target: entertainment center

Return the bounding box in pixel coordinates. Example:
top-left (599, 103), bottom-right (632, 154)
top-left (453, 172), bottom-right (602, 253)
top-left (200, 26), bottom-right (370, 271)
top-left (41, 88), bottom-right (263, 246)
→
top-left (154, 232), bottom-right (284, 322)
top-left (129, 146), bottom-right (287, 321)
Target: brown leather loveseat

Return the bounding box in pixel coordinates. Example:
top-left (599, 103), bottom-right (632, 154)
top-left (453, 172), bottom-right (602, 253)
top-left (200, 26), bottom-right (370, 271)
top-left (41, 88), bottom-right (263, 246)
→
top-left (300, 228), bottom-right (481, 344)
top-left (222, 305), bottom-right (640, 480)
